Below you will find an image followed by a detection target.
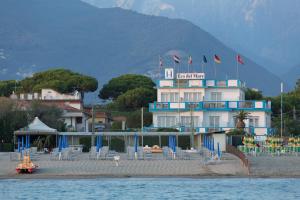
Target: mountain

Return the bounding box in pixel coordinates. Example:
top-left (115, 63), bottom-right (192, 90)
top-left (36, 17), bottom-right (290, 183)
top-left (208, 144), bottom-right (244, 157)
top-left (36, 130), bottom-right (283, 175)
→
top-left (0, 0), bottom-right (283, 96)
top-left (82, 0), bottom-right (300, 79)
top-left (283, 65), bottom-right (300, 88)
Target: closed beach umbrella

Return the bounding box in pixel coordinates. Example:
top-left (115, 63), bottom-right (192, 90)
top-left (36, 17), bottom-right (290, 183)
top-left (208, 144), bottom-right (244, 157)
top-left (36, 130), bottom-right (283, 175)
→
top-left (21, 136), bottom-right (24, 150)
top-left (58, 136), bottom-right (62, 151)
top-left (134, 133), bottom-right (138, 159)
top-left (169, 135), bottom-right (173, 150)
top-left (99, 135), bottom-right (102, 149)
top-left (96, 135), bottom-right (102, 152)
top-left (96, 135), bottom-right (99, 151)
top-left (27, 135), bottom-right (30, 148)
top-left (173, 136), bottom-right (176, 153)
top-left (17, 137), bottom-right (20, 152)
top-left (62, 135), bottom-right (65, 149)
top-left (217, 142), bottom-right (221, 159)
top-left (64, 135), bottom-right (68, 148)
top-left (134, 133), bottom-right (138, 153)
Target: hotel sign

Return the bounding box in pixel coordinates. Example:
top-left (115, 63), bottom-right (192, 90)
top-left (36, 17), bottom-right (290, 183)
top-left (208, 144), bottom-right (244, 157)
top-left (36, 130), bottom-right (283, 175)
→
top-left (165, 68), bottom-right (174, 79)
top-left (176, 73), bottom-right (205, 80)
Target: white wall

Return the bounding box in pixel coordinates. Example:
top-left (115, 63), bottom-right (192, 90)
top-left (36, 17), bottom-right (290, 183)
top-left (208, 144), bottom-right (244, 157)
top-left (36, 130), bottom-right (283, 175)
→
top-left (41, 89), bottom-right (81, 100)
top-left (157, 88), bottom-right (205, 102)
top-left (204, 88), bottom-right (244, 101)
top-left (213, 134), bottom-right (226, 151)
top-left (153, 111), bottom-right (204, 127)
top-left (245, 111), bottom-right (269, 127)
top-left (203, 111), bottom-right (232, 127)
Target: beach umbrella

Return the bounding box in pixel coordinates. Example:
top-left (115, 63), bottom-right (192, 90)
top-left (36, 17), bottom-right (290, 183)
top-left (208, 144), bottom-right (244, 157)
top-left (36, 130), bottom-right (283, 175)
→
top-left (25, 135), bottom-right (27, 149)
top-left (62, 135), bottom-right (65, 149)
top-left (212, 138), bottom-right (215, 152)
top-left (99, 135), bottom-right (102, 150)
top-left (217, 142), bottom-right (221, 159)
top-left (207, 137), bottom-right (210, 150)
top-left (134, 133), bottom-right (138, 153)
top-left (58, 136), bottom-right (62, 151)
top-left (64, 135), bottom-right (68, 148)
top-left (21, 136), bottom-right (24, 150)
top-left (96, 135), bottom-right (99, 151)
top-left (96, 135), bottom-right (102, 152)
top-left (173, 136), bottom-right (176, 153)
top-left (27, 135), bottom-right (30, 148)
top-left (134, 133), bottom-right (138, 159)
top-left (17, 137), bottom-right (20, 152)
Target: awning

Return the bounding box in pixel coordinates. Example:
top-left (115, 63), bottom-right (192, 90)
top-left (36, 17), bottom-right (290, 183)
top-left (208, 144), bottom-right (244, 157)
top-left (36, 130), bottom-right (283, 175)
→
top-left (14, 117), bottom-right (58, 135)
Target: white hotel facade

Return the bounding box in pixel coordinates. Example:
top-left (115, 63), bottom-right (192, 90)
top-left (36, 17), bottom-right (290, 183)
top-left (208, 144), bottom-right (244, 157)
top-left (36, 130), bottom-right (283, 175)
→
top-left (149, 68), bottom-right (272, 136)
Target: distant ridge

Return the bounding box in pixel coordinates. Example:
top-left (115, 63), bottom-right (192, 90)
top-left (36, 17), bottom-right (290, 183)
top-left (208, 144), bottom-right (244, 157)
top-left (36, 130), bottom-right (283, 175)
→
top-left (0, 0), bottom-right (283, 95)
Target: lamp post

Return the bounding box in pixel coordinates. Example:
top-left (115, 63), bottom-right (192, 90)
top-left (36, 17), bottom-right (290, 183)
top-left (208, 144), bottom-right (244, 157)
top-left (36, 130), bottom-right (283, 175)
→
top-left (141, 107), bottom-right (144, 147)
top-left (91, 104), bottom-right (95, 147)
top-left (280, 82), bottom-right (283, 137)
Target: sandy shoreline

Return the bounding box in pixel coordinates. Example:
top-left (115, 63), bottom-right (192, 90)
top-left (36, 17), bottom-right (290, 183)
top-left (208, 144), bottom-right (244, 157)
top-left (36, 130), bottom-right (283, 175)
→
top-left (1, 152), bottom-right (300, 180)
top-left (2, 174), bottom-right (300, 180)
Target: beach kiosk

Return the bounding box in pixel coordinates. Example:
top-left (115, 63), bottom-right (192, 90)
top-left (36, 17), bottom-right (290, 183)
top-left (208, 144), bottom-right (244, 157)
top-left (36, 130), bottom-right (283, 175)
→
top-left (14, 117), bottom-right (58, 152)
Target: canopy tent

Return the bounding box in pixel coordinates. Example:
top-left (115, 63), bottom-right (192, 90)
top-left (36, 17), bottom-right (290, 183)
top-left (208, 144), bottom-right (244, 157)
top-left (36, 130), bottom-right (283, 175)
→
top-left (14, 117), bottom-right (57, 135)
top-left (14, 117), bottom-right (58, 151)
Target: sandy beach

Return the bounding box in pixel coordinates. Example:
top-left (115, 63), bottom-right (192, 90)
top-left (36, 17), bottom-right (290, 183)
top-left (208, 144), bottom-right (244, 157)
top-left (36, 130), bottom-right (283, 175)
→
top-left (248, 155), bottom-right (300, 177)
top-left (0, 152), bottom-right (246, 179)
top-left (1, 152), bottom-right (300, 179)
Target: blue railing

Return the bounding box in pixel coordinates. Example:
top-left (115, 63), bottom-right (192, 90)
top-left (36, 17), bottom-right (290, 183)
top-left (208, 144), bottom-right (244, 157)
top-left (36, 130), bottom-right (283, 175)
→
top-left (157, 79), bottom-right (245, 88)
top-left (149, 100), bottom-right (271, 112)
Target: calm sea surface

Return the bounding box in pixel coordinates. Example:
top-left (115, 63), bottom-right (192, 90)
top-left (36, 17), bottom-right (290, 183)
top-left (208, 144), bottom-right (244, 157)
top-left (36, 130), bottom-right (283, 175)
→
top-left (0, 178), bottom-right (299, 200)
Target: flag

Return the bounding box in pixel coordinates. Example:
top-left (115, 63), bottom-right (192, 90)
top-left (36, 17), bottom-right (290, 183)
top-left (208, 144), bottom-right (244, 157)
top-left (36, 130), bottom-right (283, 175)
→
top-left (188, 55), bottom-right (192, 65)
top-left (203, 55), bottom-right (207, 63)
top-left (214, 54), bottom-right (221, 64)
top-left (159, 56), bottom-right (163, 67)
top-left (237, 54), bottom-right (244, 64)
top-left (173, 55), bottom-right (180, 63)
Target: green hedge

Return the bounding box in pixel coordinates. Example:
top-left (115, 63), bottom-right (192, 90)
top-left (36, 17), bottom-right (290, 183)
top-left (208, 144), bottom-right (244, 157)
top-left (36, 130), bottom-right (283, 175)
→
top-left (0, 143), bottom-right (13, 152)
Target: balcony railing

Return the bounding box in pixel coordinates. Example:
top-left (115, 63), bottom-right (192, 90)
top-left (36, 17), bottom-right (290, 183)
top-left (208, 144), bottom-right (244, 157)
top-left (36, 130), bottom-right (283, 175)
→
top-left (158, 79), bottom-right (245, 88)
top-left (149, 100), bottom-right (271, 112)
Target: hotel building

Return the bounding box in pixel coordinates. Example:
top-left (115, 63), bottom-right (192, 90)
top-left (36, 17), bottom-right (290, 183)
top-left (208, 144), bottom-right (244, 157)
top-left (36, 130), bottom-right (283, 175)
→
top-left (149, 68), bottom-right (272, 136)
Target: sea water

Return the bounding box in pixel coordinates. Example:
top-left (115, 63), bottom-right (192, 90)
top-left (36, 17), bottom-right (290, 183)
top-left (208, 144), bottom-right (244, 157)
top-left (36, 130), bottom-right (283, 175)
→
top-left (0, 178), bottom-right (299, 200)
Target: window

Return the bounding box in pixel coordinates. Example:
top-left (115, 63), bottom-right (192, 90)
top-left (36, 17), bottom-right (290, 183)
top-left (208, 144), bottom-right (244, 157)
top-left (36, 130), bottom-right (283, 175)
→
top-left (76, 117), bottom-right (82, 124)
top-left (184, 92), bottom-right (202, 102)
top-left (211, 92), bottom-right (222, 101)
top-left (181, 116), bottom-right (200, 127)
top-left (209, 116), bottom-right (220, 127)
top-left (170, 92), bottom-right (179, 102)
top-left (161, 92), bottom-right (179, 102)
top-left (157, 116), bottom-right (177, 127)
top-left (249, 117), bottom-right (259, 127)
top-left (161, 93), bottom-right (167, 102)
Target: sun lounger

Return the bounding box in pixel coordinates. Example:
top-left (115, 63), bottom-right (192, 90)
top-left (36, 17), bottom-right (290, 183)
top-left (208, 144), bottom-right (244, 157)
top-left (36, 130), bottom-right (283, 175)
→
top-left (50, 148), bottom-right (60, 160)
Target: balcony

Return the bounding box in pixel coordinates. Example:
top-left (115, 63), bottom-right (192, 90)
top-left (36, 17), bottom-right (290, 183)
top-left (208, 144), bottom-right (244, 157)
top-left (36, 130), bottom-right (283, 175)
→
top-left (158, 79), bottom-right (245, 88)
top-left (149, 100), bottom-right (271, 112)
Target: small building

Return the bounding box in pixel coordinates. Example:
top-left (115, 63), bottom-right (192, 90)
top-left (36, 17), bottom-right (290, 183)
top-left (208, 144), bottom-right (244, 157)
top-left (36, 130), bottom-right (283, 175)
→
top-left (11, 89), bottom-right (90, 132)
top-left (85, 109), bottom-right (112, 131)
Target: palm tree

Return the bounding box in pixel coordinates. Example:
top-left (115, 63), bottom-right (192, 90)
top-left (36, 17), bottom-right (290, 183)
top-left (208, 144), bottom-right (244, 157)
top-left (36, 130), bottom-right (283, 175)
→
top-left (234, 110), bottom-right (250, 130)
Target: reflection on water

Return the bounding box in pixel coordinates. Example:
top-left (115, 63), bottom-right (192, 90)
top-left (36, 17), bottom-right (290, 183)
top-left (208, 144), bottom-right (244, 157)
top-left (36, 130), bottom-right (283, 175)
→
top-left (1, 178), bottom-right (300, 200)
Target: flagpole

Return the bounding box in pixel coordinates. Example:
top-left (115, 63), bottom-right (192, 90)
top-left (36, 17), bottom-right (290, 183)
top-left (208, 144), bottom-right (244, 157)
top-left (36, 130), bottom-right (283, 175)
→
top-left (159, 55), bottom-right (161, 79)
top-left (176, 60), bottom-right (181, 129)
top-left (201, 61), bottom-right (204, 73)
top-left (236, 57), bottom-right (239, 80)
top-left (281, 82), bottom-right (283, 137)
top-left (214, 61), bottom-right (216, 79)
